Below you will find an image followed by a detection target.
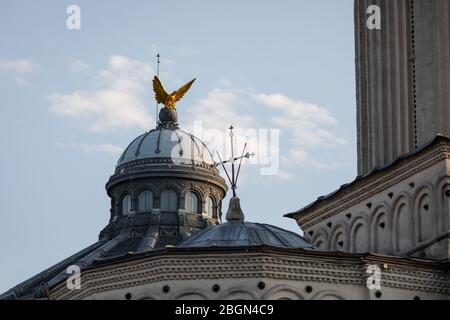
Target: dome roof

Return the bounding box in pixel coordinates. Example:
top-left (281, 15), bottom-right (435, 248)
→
top-left (178, 221), bottom-right (312, 249)
top-left (117, 127), bottom-right (215, 167)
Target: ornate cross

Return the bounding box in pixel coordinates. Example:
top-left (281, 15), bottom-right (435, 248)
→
top-left (215, 126), bottom-right (255, 198)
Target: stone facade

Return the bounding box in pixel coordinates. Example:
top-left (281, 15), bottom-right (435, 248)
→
top-left (287, 136), bottom-right (450, 260)
top-left (99, 125), bottom-right (228, 246)
top-left (2, 1), bottom-right (449, 301)
top-left (48, 247), bottom-right (449, 300)
top-left (102, 161), bottom-right (227, 242)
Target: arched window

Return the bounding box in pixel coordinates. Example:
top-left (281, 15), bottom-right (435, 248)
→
top-left (138, 191), bottom-right (153, 212)
top-left (185, 191), bottom-right (199, 213)
top-left (121, 194), bottom-right (132, 216)
top-left (206, 196), bottom-right (215, 217)
top-left (161, 190), bottom-right (178, 211)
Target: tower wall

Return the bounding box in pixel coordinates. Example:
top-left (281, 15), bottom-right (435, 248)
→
top-left (355, 0), bottom-right (450, 175)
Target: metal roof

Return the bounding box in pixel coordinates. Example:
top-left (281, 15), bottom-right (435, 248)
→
top-left (178, 221), bottom-right (313, 249)
top-left (117, 127), bottom-right (215, 167)
top-left (0, 230), bottom-right (181, 300)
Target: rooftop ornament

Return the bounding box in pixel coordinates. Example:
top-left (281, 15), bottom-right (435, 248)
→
top-left (151, 53), bottom-right (196, 127)
top-left (215, 126), bottom-right (255, 222)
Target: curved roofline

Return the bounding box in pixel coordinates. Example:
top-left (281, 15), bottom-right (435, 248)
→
top-left (178, 220), bottom-right (312, 249)
top-left (116, 127), bottom-right (216, 168)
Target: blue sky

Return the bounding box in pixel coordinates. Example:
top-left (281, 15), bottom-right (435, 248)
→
top-left (0, 0), bottom-right (356, 292)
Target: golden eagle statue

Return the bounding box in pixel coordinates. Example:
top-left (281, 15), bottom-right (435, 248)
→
top-left (152, 76), bottom-right (196, 109)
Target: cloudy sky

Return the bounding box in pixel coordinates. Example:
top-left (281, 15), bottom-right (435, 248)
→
top-left (0, 0), bottom-right (356, 292)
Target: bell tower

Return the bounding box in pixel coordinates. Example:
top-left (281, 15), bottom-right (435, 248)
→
top-left (354, 0), bottom-right (450, 175)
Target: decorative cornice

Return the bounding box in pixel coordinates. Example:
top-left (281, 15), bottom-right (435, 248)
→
top-left (106, 164), bottom-right (228, 196)
top-left (290, 139), bottom-right (450, 229)
top-left (49, 249), bottom-right (449, 300)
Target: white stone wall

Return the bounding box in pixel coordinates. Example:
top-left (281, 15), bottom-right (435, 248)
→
top-left (295, 141), bottom-right (450, 260)
top-left (48, 250), bottom-right (448, 300)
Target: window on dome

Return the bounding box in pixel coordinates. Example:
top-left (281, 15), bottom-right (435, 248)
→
top-left (138, 191), bottom-right (153, 212)
top-left (161, 190), bottom-right (178, 211)
top-left (206, 196), bottom-right (215, 217)
top-left (185, 191), bottom-right (199, 213)
top-left (121, 194), bottom-right (132, 216)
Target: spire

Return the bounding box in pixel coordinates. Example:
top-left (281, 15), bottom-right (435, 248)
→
top-left (155, 53), bottom-right (160, 126)
top-left (215, 126), bottom-right (255, 222)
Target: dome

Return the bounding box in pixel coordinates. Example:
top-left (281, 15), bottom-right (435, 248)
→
top-left (178, 221), bottom-right (312, 249)
top-left (117, 127), bottom-right (215, 168)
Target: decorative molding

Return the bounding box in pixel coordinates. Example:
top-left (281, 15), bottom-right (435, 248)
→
top-left (295, 143), bottom-right (449, 229)
top-left (49, 252), bottom-right (448, 300)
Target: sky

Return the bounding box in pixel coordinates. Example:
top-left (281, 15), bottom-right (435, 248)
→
top-left (0, 0), bottom-right (356, 293)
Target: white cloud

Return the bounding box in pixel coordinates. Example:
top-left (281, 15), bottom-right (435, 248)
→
top-left (253, 93), bottom-right (347, 149)
top-left (253, 93), bottom-right (337, 125)
top-left (0, 58), bottom-right (40, 85)
top-left (183, 82), bottom-right (348, 177)
top-left (69, 59), bottom-right (91, 73)
top-left (186, 87), bottom-right (257, 131)
top-left (49, 55), bottom-right (154, 132)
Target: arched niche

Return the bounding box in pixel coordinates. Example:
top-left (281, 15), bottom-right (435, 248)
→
top-left (262, 285), bottom-right (304, 300)
top-left (414, 186), bottom-right (435, 243)
top-left (220, 288), bottom-right (259, 300)
top-left (312, 290), bottom-right (345, 300)
top-left (172, 289), bottom-right (209, 300)
top-left (371, 205), bottom-right (390, 253)
top-left (349, 214), bottom-right (369, 253)
top-left (393, 195), bottom-right (413, 253)
top-left (329, 223), bottom-right (348, 251)
top-left (311, 228), bottom-right (329, 250)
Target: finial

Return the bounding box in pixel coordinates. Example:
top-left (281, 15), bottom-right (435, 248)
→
top-left (215, 126), bottom-right (255, 222)
top-left (225, 197), bottom-right (245, 222)
top-left (155, 53), bottom-right (160, 125)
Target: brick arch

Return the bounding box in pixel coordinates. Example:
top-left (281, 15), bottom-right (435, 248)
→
top-left (171, 289), bottom-right (209, 300)
top-left (311, 290), bottom-right (345, 300)
top-left (262, 285), bottom-right (304, 300)
top-left (392, 193), bottom-right (413, 253)
top-left (134, 181), bottom-right (158, 195)
top-left (437, 176), bottom-right (450, 234)
top-left (413, 183), bottom-right (435, 244)
top-left (329, 222), bottom-right (349, 251)
top-left (137, 294), bottom-right (160, 300)
top-left (219, 287), bottom-right (260, 300)
top-left (349, 213), bottom-right (369, 253)
top-left (311, 228), bottom-right (329, 250)
top-left (370, 203), bottom-right (391, 254)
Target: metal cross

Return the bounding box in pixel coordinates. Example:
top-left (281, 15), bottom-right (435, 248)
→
top-left (215, 126), bottom-right (255, 198)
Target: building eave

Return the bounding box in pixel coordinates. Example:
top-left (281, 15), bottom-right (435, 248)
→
top-left (284, 134), bottom-right (450, 219)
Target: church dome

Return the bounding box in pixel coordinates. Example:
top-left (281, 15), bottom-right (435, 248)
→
top-left (117, 126), bottom-right (215, 169)
top-left (178, 221), bottom-right (312, 248)
top-left (103, 106), bottom-right (228, 249)
top-left (179, 197), bottom-right (312, 249)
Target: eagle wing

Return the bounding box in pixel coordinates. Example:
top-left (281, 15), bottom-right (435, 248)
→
top-left (170, 78), bottom-right (196, 103)
top-left (152, 76), bottom-right (169, 104)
